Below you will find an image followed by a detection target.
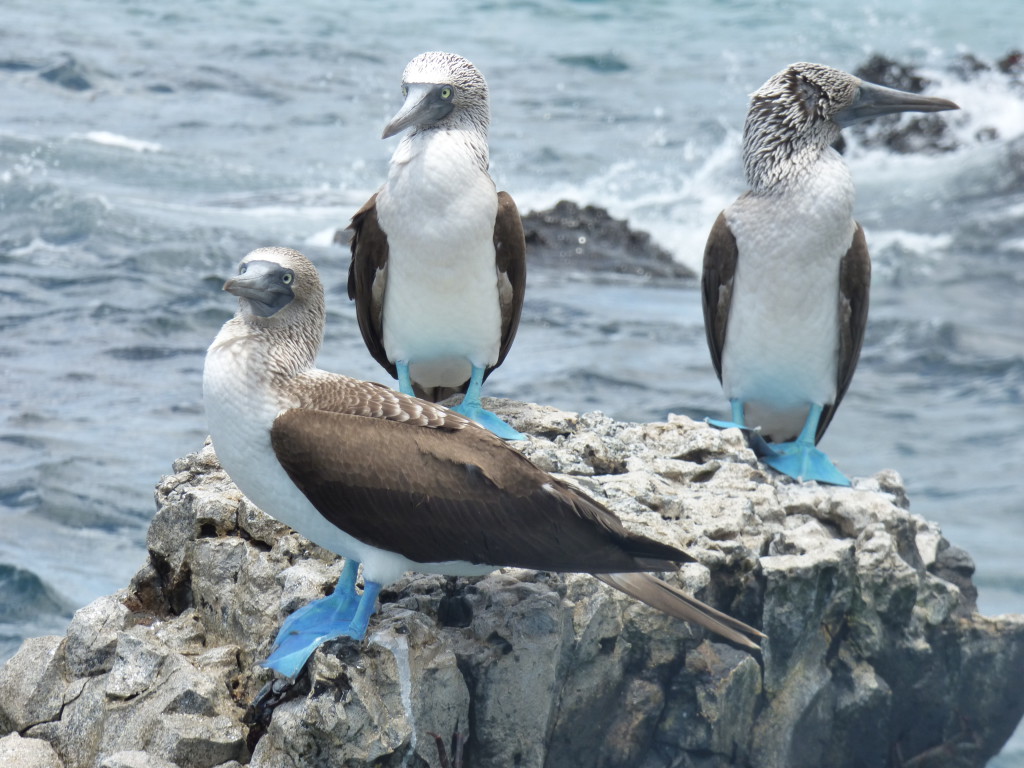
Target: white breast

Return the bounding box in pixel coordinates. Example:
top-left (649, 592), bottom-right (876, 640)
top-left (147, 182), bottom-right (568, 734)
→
top-left (202, 328), bottom-right (493, 585)
top-left (721, 153), bottom-right (856, 438)
top-left (376, 130), bottom-right (502, 388)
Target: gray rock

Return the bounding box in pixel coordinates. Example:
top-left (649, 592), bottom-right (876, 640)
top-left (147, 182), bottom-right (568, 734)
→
top-left (522, 200), bottom-right (696, 280)
top-left (99, 750), bottom-right (179, 768)
top-left (0, 635), bottom-right (68, 734)
top-left (2, 401), bottom-right (1023, 768)
top-left (0, 732), bottom-right (63, 768)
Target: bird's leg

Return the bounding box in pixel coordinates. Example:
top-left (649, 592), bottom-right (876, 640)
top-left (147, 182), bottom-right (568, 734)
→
top-left (451, 364), bottom-right (526, 440)
top-left (761, 403), bottom-right (851, 486)
top-left (730, 398), bottom-right (745, 426)
top-left (263, 559), bottom-right (369, 678)
top-left (346, 580), bottom-right (383, 640)
top-left (706, 398), bottom-right (747, 431)
top-left (396, 361), bottom-right (415, 396)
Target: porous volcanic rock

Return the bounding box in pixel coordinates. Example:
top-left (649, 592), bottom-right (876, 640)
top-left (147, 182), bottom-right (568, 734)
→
top-left (1, 402), bottom-right (1022, 768)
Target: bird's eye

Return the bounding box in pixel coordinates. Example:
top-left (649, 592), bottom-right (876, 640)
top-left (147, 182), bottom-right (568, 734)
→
top-left (239, 263), bottom-right (248, 274)
top-left (440, 86), bottom-right (453, 99)
top-left (282, 272), bottom-right (293, 285)
top-left (402, 85), bottom-right (408, 97)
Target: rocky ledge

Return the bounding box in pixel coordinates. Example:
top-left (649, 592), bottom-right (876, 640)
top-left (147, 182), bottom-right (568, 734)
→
top-left (1, 402), bottom-right (1023, 768)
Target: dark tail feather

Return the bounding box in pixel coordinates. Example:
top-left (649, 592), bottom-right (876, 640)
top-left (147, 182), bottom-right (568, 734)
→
top-left (595, 572), bottom-right (765, 650)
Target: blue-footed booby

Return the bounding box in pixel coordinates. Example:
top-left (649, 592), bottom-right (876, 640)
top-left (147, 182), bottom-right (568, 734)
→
top-left (703, 62), bottom-right (958, 486)
top-left (204, 247), bottom-right (764, 679)
top-left (348, 51), bottom-right (527, 441)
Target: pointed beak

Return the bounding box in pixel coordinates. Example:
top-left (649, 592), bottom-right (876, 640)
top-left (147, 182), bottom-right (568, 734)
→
top-left (224, 268), bottom-right (273, 301)
top-left (836, 80), bottom-right (959, 128)
top-left (224, 260), bottom-right (294, 318)
top-left (382, 83), bottom-right (453, 139)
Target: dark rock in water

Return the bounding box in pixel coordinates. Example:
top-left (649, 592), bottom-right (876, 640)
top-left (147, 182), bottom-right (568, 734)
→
top-left (856, 54), bottom-right (933, 94)
top-left (556, 53), bottom-right (630, 73)
top-left (998, 50), bottom-right (1024, 76)
top-left (951, 52), bottom-right (994, 80)
top-left (522, 200), bottom-right (695, 279)
top-left (0, 565), bottom-right (71, 623)
top-left (1, 403), bottom-right (1023, 768)
top-left (849, 55), bottom-right (959, 154)
top-left (39, 57), bottom-right (92, 92)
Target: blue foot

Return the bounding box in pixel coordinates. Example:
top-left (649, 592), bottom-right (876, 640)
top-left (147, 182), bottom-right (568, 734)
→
top-left (262, 561), bottom-right (383, 678)
top-left (762, 442), bottom-right (851, 486)
top-left (454, 363), bottom-right (525, 440)
top-left (708, 401), bottom-right (850, 486)
top-left (453, 400), bottom-right (526, 440)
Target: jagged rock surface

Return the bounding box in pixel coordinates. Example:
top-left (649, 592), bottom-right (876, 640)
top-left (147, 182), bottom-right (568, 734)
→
top-left (1, 402), bottom-right (1022, 768)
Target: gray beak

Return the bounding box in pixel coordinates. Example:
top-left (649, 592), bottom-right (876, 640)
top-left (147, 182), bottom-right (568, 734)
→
top-left (836, 80), bottom-right (959, 128)
top-left (382, 83), bottom-right (454, 139)
top-left (224, 260), bottom-right (295, 318)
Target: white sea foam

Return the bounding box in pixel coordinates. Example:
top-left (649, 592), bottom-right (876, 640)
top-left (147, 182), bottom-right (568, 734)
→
top-left (81, 131), bottom-right (162, 153)
top-left (866, 229), bottom-right (953, 258)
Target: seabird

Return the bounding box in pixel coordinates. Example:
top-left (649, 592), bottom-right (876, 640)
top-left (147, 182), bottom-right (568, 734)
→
top-left (204, 246), bottom-right (764, 679)
top-left (702, 62), bottom-right (958, 485)
top-left (348, 51), bottom-right (527, 440)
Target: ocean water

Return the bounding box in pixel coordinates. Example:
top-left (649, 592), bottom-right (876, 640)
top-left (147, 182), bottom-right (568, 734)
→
top-left (1, 0), bottom-right (1023, 761)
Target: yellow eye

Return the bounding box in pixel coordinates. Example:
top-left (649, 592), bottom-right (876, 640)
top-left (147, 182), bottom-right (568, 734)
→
top-left (282, 273), bottom-right (293, 285)
top-left (440, 86), bottom-right (452, 99)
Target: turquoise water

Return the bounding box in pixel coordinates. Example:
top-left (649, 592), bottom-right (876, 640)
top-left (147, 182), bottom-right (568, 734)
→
top-left (1, 0), bottom-right (1023, 761)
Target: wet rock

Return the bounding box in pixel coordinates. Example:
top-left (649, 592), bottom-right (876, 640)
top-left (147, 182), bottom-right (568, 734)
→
top-left (1, 402), bottom-right (1023, 768)
top-left (522, 200), bottom-right (695, 279)
top-left (849, 55), bottom-right (960, 154)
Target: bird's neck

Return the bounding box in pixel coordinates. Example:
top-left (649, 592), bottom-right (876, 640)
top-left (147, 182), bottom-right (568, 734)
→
top-left (210, 315), bottom-right (321, 380)
top-left (744, 140), bottom-right (845, 196)
top-left (404, 119), bottom-right (490, 175)
top-left (742, 117), bottom-right (843, 195)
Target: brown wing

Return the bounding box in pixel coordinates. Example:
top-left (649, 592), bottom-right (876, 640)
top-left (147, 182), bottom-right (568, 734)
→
top-left (701, 211), bottom-right (739, 382)
top-left (488, 191), bottom-right (527, 378)
top-left (347, 193), bottom-right (396, 380)
top-left (270, 406), bottom-right (691, 573)
top-left (817, 224), bottom-right (871, 443)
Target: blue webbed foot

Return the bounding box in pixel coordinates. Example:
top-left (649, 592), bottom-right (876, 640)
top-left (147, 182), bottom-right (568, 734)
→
top-left (262, 561), bottom-right (383, 678)
top-left (708, 402), bottom-right (850, 486)
top-left (453, 363), bottom-right (526, 440)
top-left (761, 442), bottom-right (851, 486)
top-left (453, 399), bottom-right (526, 440)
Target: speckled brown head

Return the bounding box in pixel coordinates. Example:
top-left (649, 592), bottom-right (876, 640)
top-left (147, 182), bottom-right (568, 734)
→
top-left (742, 62), bottom-right (958, 192)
